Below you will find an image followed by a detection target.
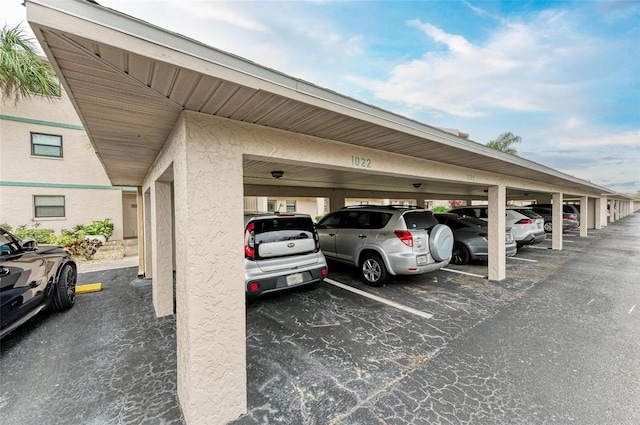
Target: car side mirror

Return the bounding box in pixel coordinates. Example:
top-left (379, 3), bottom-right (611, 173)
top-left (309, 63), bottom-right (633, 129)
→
top-left (22, 239), bottom-right (38, 251)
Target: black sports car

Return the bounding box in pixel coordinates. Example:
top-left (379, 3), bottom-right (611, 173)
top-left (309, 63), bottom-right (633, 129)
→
top-left (1, 227), bottom-right (77, 339)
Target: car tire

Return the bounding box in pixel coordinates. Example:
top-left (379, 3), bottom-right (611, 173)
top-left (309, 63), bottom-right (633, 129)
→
top-left (51, 263), bottom-right (76, 311)
top-left (544, 221), bottom-right (552, 233)
top-left (451, 242), bottom-right (470, 265)
top-left (360, 253), bottom-right (388, 287)
top-left (429, 224), bottom-right (454, 262)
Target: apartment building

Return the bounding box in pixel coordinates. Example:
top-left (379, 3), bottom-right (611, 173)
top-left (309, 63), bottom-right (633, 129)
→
top-left (0, 91), bottom-right (136, 240)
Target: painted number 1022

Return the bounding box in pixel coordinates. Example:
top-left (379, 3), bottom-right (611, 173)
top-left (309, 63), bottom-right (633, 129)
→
top-left (352, 156), bottom-right (372, 168)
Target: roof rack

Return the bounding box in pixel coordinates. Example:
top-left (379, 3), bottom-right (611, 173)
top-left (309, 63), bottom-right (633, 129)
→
top-left (340, 204), bottom-right (423, 210)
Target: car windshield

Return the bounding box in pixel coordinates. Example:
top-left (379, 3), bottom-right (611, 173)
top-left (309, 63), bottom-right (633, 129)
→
top-left (0, 229), bottom-right (22, 256)
top-left (513, 209), bottom-right (541, 219)
top-left (403, 211), bottom-right (438, 229)
top-left (253, 217), bottom-right (315, 243)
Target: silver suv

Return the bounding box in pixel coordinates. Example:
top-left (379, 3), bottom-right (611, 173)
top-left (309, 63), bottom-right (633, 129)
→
top-left (244, 213), bottom-right (328, 298)
top-left (316, 206), bottom-right (453, 286)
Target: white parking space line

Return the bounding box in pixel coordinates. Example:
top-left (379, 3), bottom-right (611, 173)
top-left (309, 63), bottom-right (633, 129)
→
top-left (563, 240), bottom-right (575, 243)
top-left (528, 246), bottom-right (551, 250)
top-left (508, 257), bottom-right (538, 263)
top-left (630, 304), bottom-right (636, 315)
top-left (324, 278), bottom-right (434, 320)
top-left (441, 268), bottom-right (487, 279)
top-left (587, 299), bottom-right (595, 305)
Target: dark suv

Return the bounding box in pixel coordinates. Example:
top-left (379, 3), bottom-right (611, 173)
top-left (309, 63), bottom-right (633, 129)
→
top-left (316, 206), bottom-right (453, 286)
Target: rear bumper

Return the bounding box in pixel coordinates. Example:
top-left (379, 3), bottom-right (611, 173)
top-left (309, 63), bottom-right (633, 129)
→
top-left (245, 264), bottom-right (327, 298)
top-left (517, 231), bottom-right (546, 247)
top-left (386, 253), bottom-right (450, 276)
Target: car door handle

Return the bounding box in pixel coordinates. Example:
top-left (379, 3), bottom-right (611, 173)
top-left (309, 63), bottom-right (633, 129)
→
top-left (0, 267), bottom-right (9, 277)
top-left (29, 281), bottom-right (39, 288)
top-left (358, 234), bottom-right (367, 239)
top-left (328, 233), bottom-right (336, 237)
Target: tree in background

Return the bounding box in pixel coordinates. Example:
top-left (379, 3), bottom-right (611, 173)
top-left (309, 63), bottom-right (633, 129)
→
top-left (486, 132), bottom-right (522, 155)
top-left (449, 200), bottom-right (464, 208)
top-left (0, 24), bottom-right (60, 104)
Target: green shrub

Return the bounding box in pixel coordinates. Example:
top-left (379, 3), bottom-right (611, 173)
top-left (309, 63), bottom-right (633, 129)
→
top-left (315, 215), bottom-right (324, 223)
top-left (0, 223), bottom-right (13, 232)
top-left (14, 228), bottom-right (55, 243)
top-left (83, 218), bottom-right (113, 240)
top-left (432, 206), bottom-right (449, 213)
top-left (47, 233), bottom-right (81, 247)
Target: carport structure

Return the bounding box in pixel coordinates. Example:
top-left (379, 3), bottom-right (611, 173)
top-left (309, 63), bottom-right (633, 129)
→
top-left (25, 0), bottom-right (628, 423)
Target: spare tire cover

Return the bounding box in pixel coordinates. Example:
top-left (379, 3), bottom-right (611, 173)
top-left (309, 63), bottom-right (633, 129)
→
top-left (429, 224), bottom-right (454, 262)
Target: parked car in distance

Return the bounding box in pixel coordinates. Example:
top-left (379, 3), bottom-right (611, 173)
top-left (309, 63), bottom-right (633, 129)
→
top-left (316, 205), bottom-right (453, 286)
top-left (526, 206), bottom-right (579, 233)
top-left (435, 213), bottom-right (517, 265)
top-left (1, 227), bottom-right (77, 339)
top-left (244, 213), bottom-right (327, 298)
top-left (448, 206), bottom-right (546, 247)
top-left (527, 203), bottom-right (580, 225)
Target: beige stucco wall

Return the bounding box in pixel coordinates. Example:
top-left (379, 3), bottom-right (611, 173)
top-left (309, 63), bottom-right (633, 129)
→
top-left (0, 185), bottom-right (124, 240)
top-left (1, 93), bottom-right (128, 239)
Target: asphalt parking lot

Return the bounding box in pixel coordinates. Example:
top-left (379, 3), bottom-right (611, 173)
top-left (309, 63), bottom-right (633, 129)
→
top-left (2, 213), bottom-right (639, 424)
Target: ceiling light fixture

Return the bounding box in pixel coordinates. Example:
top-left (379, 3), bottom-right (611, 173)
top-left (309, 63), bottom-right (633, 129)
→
top-left (413, 183), bottom-right (422, 188)
top-left (270, 170), bottom-right (284, 179)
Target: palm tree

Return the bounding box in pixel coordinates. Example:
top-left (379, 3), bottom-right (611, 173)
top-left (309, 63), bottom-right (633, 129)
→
top-left (0, 24), bottom-right (61, 104)
top-left (486, 132), bottom-right (522, 155)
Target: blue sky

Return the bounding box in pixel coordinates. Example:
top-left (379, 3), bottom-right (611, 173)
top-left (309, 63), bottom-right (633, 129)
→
top-left (4, 0), bottom-right (639, 194)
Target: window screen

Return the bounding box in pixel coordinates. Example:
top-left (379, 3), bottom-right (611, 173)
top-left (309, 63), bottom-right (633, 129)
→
top-left (31, 133), bottom-right (63, 157)
top-left (34, 195), bottom-right (65, 218)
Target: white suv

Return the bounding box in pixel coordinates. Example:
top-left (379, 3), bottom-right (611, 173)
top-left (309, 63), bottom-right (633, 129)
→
top-left (244, 213), bottom-right (328, 298)
top-left (316, 206), bottom-right (453, 286)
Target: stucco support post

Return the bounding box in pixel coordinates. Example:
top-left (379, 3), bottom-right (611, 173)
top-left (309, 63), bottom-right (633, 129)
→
top-left (611, 200), bottom-right (617, 222)
top-left (487, 185), bottom-right (506, 281)
top-left (328, 189), bottom-right (347, 210)
top-left (594, 197), bottom-right (602, 230)
top-left (600, 197), bottom-right (608, 227)
top-left (151, 181), bottom-right (174, 317)
top-left (143, 189), bottom-right (153, 279)
top-left (136, 186), bottom-right (145, 277)
top-left (552, 193), bottom-right (563, 250)
top-left (174, 118), bottom-right (246, 424)
top-left (579, 196), bottom-right (588, 237)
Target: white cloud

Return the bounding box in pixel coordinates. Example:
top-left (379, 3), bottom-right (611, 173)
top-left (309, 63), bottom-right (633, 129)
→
top-left (360, 10), bottom-right (602, 119)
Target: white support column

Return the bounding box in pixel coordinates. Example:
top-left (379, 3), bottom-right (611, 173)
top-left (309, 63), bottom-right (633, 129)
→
top-left (594, 197), bottom-right (602, 230)
top-left (151, 180), bottom-right (174, 317)
top-left (143, 189), bottom-right (153, 279)
top-left (600, 197), bottom-right (608, 227)
top-left (552, 193), bottom-right (563, 250)
top-left (488, 185), bottom-right (506, 281)
top-left (580, 196), bottom-right (588, 237)
top-left (174, 118), bottom-right (247, 424)
top-left (136, 186), bottom-right (145, 277)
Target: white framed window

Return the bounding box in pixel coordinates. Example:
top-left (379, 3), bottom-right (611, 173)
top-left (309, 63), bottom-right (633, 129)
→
top-left (31, 133), bottom-right (63, 158)
top-left (286, 200), bottom-right (296, 212)
top-left (34, 195), bottom-right (65, 218)
top-left (267, 200), bottom-right (276, 212)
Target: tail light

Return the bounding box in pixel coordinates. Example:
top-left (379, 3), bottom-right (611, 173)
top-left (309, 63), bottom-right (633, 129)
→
top-left (564, 215), bottom-right (577, 221)
top-left (516, 219), bottom-right (534, 224)
top-left (394, 230), bottom-right (413, 247)
top-left (244, 222), bottom-right (255, 259)
top-left (478, 233), bottom-right (488, 239)
top-left (248, 282), bottom-right (260, 292)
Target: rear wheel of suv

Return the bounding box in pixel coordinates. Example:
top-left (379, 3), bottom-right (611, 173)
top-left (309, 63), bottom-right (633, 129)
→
top-left (360, 253), bottom-right (388, 287)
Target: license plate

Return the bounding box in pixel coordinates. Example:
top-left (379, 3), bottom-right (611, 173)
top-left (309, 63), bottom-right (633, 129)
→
top-left (286, 272), bottom-right (304, 286)
top-left (416, 255), bottom-right (428, 266)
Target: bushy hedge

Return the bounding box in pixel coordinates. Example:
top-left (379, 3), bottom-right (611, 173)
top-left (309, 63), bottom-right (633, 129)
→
top-left (5, 219), bottom-right (113, 260)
